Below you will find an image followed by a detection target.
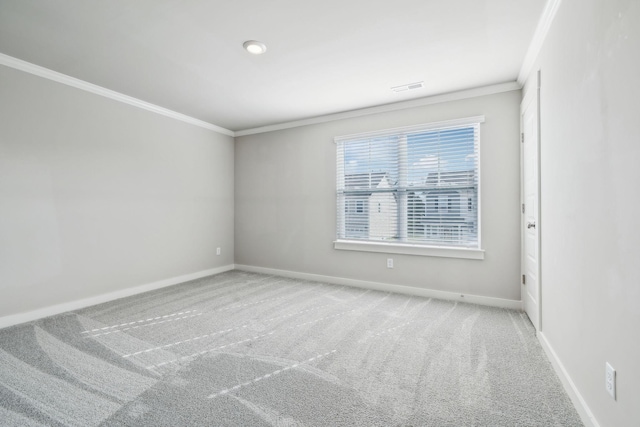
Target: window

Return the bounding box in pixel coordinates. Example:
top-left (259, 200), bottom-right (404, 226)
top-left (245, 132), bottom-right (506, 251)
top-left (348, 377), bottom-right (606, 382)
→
top-left (335, 116), bottom-right (483, 254)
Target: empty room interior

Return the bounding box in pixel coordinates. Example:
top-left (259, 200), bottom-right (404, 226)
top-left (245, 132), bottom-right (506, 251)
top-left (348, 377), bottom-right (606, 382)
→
top-left (0, 0), bottom-right (638, 426)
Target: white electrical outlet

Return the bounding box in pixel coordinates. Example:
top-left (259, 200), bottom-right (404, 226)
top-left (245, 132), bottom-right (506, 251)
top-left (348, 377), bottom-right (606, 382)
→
top-left (216, 247), bottom-right (221, 256)
top-left (605, 362), bottom-right (616, 400)
top-left (387, 258), bottom-right (393, 268)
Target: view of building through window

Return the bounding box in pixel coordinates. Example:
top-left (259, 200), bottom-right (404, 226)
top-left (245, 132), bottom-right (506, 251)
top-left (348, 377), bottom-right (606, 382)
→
top-left (336, 121), bottom-right (480, 248)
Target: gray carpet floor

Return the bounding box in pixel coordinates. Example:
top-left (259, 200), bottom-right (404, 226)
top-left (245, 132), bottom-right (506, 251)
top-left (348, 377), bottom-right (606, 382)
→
top-left (0, 270), bottom-right (583, 426)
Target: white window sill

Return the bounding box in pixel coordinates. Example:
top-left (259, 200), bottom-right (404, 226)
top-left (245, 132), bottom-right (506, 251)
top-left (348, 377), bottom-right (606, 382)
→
top-left (333, 240), bottom-right (485, 260)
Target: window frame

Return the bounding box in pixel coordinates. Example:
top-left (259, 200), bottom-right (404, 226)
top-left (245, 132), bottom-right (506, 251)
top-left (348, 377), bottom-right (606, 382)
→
top-left (334, 116), bottom-right (485, 260)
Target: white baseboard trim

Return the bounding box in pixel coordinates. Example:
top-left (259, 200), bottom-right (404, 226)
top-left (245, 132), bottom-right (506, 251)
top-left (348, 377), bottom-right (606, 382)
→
top-left (537, 331), bottom-right (601, 427)
top-left (0, 264), bottom-right (235, 330)
top-left (234, 264), bottom-right (521, 310)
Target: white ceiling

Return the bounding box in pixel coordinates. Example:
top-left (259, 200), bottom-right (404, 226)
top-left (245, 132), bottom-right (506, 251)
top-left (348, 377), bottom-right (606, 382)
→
top-left (0, 0), bottom-right (547, 132)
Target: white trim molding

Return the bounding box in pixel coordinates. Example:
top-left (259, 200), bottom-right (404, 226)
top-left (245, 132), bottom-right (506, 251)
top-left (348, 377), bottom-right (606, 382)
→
top-left (0, 52), bottom-right (522, 139)
top-left (235, 264), bottom-right (520, 310)
top-left (538, 332), bottom-right (601, 427)
top-left (0, 265), bottom-right (235, 330)
top-left (0, 53), bottom-right (234, 137)
top-left (235, 82), bottom-right (520, 137)
top-left (334, 240), bottom-right (485, 260)
top-left (517, 0), bottom-right (563, 84)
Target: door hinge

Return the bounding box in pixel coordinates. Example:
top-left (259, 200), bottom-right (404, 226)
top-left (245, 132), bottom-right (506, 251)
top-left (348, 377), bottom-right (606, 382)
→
top-left (522, 203), bottom-right (525, 214)
top-left (521, 133), bottom-right (524, 143)
top-left (522, 274), bottom-right (526, 285)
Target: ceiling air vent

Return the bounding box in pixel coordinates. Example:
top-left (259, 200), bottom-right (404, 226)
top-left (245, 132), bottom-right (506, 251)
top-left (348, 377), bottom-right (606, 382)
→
top-left (391, 81), bottom-right (424, 93)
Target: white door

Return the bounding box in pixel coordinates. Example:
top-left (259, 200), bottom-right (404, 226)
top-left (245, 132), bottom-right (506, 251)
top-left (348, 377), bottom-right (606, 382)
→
top-left (521, 87), bottom-right (541, 331)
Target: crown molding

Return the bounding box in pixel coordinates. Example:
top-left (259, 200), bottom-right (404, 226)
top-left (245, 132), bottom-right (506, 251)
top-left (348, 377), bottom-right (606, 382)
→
top-left (517, 0), bottom-right (563, 84)
top-left (0, 53), bottom-right (234, 137)
top-left (0, 51), bottom-right (528, 139)
top-left (235, 81), bottom-right (521, 137)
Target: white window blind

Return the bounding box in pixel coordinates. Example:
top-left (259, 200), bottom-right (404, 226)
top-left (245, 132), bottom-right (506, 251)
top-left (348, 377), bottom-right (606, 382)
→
top-left (335, 116), bottom-right (483, 249)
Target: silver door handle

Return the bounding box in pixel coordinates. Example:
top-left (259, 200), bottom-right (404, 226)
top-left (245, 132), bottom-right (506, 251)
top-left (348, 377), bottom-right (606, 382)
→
top-left (527, 222), bottom-right (536, 229)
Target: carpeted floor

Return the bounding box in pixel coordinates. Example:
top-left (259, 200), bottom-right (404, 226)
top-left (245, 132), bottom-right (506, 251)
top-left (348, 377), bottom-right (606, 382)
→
top-left (0, 270), bottom-right (583, 426)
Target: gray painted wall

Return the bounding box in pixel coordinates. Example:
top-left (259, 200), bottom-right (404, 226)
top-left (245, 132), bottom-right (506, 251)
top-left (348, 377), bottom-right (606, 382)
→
top-left (522, 0), bottom-right (639, 425)
top-left (235, 90), bottom-right (522, 301)
top-left (0, 65), bottom-right (234, 318)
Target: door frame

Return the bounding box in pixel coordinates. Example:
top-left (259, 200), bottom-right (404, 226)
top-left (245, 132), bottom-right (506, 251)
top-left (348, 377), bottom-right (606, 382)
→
top-left (520, 70), bottom-right (542, 332)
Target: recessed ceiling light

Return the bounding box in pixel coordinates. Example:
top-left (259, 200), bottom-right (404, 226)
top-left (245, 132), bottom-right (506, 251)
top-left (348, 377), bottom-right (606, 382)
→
top-left (391, 81), bottom-right (424, 92)
top-left (243, 40), bottom-right (267, 55)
